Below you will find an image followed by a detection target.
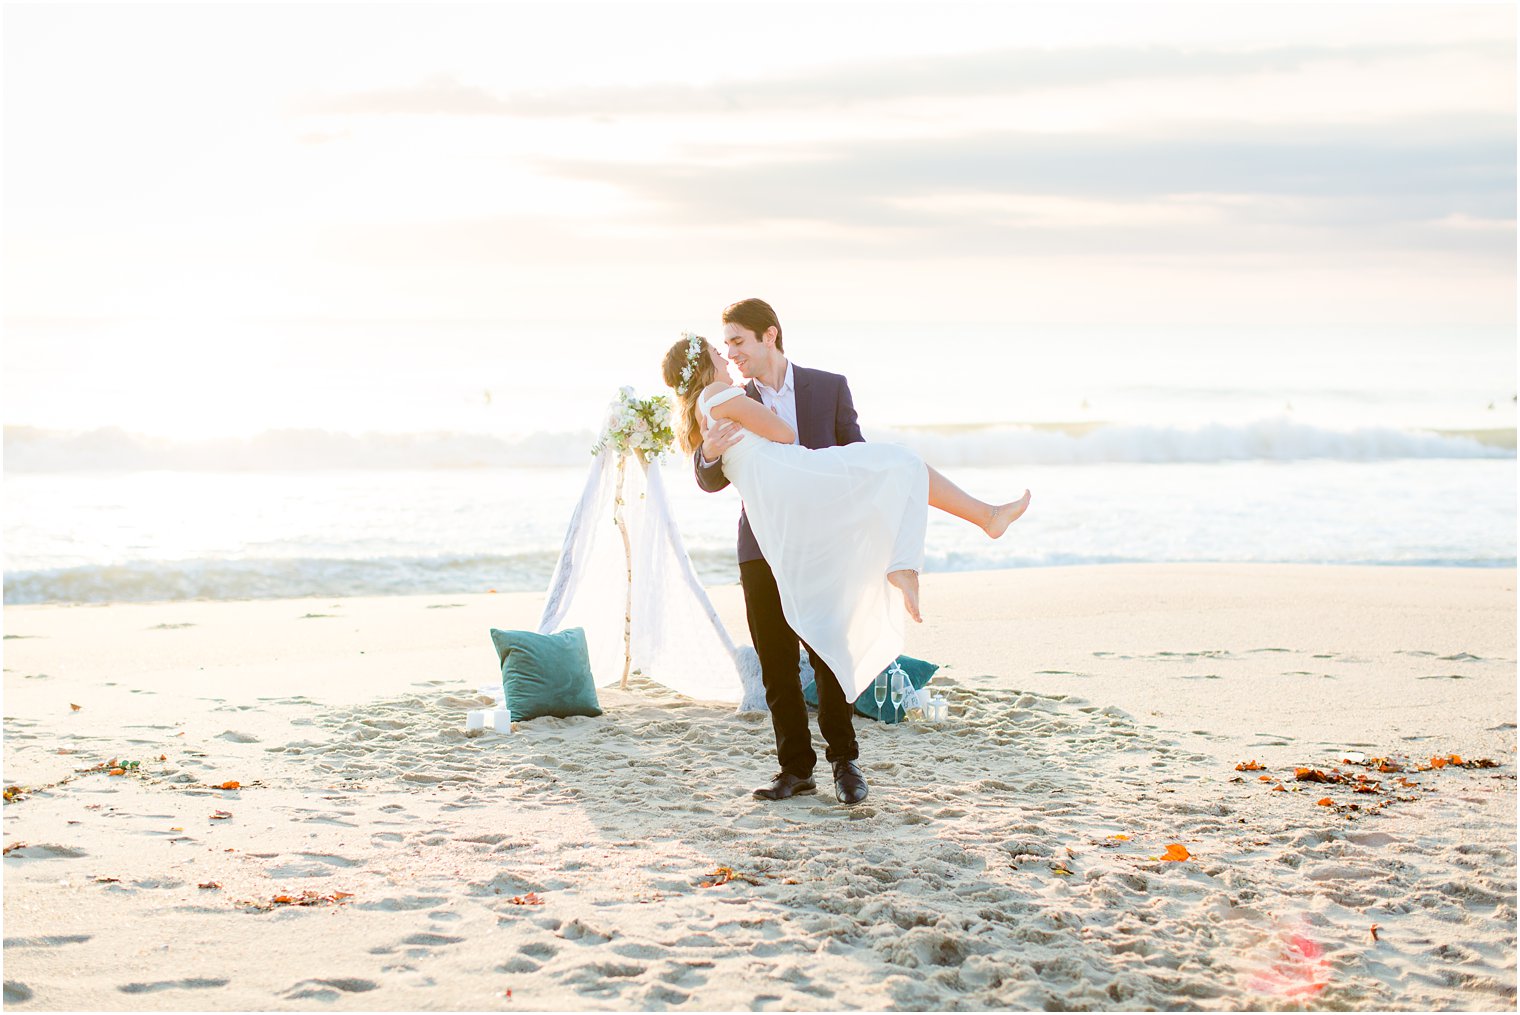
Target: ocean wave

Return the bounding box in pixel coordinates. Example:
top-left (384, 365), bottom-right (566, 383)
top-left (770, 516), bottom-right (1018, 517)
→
top-left (4, 418), bottom-right (1512, 473)
top-left (2, 426), bottom-right (599, 472)
top-left (879, 419), bottom-right (1514, 466)
top-left (7, 547), bottom-right (1513, 606)
top-left (1, 550), bottom-right (739, 606)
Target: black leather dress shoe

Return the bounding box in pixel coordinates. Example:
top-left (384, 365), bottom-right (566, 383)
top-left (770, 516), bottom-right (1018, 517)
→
top-left (753, 772), bottom-right (817, 800)
top-left (832, 760), bottom-right (868, 805)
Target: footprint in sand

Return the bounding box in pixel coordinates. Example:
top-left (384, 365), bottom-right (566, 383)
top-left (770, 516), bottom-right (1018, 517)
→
top-left (266, 854), bottom-right (361, 878)
top-left (559, 919), bottom-right (614, 945)
top-left (406, 933), bottom-right (464, 947)
top-left (4, 982), bottom-right (33, 1003)
top-left (353, 894), bottom-right (448, 912)
top-left (5, 844), bottom-right (87, 860)
top-left (282, 978), bottom-right (377, 1002)
top-left (642, 984), bottom-right (691, 1006)
top-left (118, 978), bottom-right (229, 994)
top-left (3, 935), bottom-right (91, 949)
top-left (519, 935), bottom-right (562, 960)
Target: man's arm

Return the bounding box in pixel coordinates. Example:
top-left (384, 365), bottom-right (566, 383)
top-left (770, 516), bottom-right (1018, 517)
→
top-left (693, 444), bottom-right (729, 493)
top-left (693, 414), bottom-right (743, 493)
top-left (835, 375), bottom-right (865, 446)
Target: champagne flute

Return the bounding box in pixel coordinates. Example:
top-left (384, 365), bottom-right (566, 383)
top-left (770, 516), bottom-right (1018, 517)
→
top-left (889, 665), bottom-right (905, 721)
top-left (873, 670), bottom-right (889, 721)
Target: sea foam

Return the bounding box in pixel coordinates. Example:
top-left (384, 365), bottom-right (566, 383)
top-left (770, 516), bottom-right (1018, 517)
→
top-left (5, 418), bottom-right (1511, 472)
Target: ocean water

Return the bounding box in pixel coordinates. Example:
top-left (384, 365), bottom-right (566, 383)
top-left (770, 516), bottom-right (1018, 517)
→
top-left (3, 320), bottom-right (1515, 605)
top-left (3, 432), bottom-right (1512, 606)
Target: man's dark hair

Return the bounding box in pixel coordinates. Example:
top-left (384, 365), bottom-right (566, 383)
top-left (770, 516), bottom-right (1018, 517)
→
top-left (722, 298), bottom-right (784, 354)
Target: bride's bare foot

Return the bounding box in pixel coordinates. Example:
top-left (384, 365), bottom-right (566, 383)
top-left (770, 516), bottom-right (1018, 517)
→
top-left (984, 490), bottom-right (1031, 539)
top-left (888, 569), bottom-right (923, 623)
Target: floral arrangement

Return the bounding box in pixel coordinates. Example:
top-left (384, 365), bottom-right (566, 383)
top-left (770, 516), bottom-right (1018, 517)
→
top-left (591, 386), bottom-right (675, 460)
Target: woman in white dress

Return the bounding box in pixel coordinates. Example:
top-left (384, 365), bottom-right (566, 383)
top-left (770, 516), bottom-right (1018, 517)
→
top-left (662, 334), bottom-right (1030, 700)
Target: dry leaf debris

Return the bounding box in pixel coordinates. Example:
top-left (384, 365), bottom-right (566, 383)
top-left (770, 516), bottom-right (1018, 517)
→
top-left (1243, 749), bottom-right (1501, 817)
top-left (239, 890), bottom-right (354, 911)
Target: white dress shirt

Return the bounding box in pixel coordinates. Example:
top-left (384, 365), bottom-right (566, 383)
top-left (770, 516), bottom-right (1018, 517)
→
top-left (754, 360), bottom-right (799, 445)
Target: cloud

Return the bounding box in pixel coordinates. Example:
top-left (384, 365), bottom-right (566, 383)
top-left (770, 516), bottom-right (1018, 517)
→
top-left (289, 40), bottom-right (1512, 118)
top-left (527, 115), bottom-right (1515, 246)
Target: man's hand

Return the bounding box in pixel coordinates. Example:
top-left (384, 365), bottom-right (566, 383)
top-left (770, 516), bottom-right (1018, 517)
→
top-left (701, 419), bottom-right (743, 464)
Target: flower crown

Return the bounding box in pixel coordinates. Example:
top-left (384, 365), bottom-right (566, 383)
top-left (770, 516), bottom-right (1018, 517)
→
top-left (675, 331), bottom-right (705, 395)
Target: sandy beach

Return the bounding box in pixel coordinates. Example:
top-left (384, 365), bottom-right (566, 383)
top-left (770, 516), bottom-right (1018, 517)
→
top-left (3, 564), bottom-right (1514, 1011)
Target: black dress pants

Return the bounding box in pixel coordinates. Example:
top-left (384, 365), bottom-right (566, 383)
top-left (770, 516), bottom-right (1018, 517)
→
top-left (739, 557), bottom-right (859, 776)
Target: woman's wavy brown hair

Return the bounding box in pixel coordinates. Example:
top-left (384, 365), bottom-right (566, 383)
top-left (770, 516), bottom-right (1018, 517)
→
top-left (661, 335), bottom-right (719, 454)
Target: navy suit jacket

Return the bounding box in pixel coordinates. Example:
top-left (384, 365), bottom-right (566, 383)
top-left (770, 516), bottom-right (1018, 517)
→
top-left (693, 364), bottom-right (866, 565)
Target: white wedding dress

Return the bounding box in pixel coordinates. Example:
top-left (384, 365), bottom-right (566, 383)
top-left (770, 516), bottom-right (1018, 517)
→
top-left (700, 386), bottom-right (930, 700)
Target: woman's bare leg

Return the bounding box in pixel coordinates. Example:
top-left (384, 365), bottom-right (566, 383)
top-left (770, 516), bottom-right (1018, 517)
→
top-left (927, 464), bottom-right (1030, 538)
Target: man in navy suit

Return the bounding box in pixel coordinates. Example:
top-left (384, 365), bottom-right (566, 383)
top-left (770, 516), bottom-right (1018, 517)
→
top-left (694, 298), bottom-right (870, 806)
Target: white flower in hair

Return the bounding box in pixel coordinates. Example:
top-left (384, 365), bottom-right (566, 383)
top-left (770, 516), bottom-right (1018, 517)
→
top-left (675, 331), bottom-right (705, 395)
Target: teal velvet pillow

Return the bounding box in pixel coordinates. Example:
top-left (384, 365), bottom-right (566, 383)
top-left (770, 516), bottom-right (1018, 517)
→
top-left (489, 627), bottom-right (603, 721)
top-left (802, 654), bottom-right (938, 724)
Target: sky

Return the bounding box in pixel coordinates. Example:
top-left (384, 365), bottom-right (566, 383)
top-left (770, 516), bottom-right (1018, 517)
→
top-left (2, 2), bottom-right (1516, 437)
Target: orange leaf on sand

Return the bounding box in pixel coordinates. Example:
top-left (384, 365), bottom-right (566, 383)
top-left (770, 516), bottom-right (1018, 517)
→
top-left (1271, 783), bottom-right (1286, 792)
top-left (1258, 775), bottom-right (1273, 782)
top-left (108, 768), bottom-right (126, 776)
top-left (217, 781), bottom-right (241, 790)
top-left (1447, 754), bottom-right (1464, 765)
top-left (1429, 757), bottom-right (1448, 769)
top-left (509, 892), bottom-right (544, 906)
top-left (158, 754), bottom-right (167, 761)
top-left (1160, 844), bottom-right (1190, 862)
top-left (1112, 834), bottom-right (1130, 840)
top-left (211, 810), bottom-right (232, 820)
top-left (1235, 761), bottom-right (1265, 771)
top-left (69, 704), bottom-right (81, 712)
top-left (1316, 798), bottom-right (1334, 806)
top-left (700, 866), bottom-right (739, 887)
top-left (198, 882), bottom-right (222, 890)
top-left (1370, 924), bottom-right (1381, 942)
